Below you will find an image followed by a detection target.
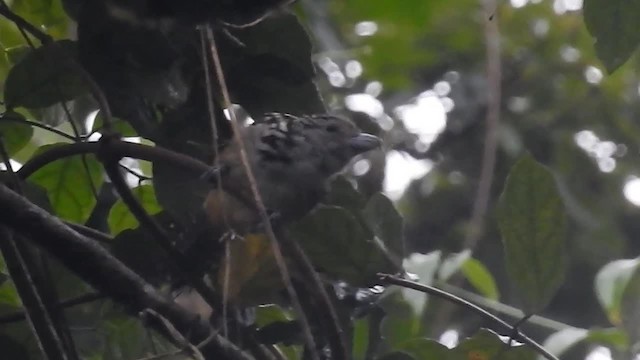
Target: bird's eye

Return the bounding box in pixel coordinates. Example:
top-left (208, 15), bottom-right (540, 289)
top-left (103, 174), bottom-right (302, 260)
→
top-left (326, 124), bottom-right (339, 132)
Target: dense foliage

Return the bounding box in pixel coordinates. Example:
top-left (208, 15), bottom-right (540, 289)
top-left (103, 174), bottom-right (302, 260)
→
top-left (1, 0), bottom-right (640, 359)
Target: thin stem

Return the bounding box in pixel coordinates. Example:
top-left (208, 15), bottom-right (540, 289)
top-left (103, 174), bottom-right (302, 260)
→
top-left (63, 222), bottom-right (113, 244)
top-left (99, 153), bottom-right (222, 313)
top-left (0, 292), bottom-right (104, 325)
top-left (0, 112), bottom-right (78, 141)
top-left (204, 26), bottom-right (320, 360)
top-left (378, 274), bottom-right (559, 360)
top-left (464, 0), bottom-right (502, 249)
top-left (17, 140), bottom-right (211, 180)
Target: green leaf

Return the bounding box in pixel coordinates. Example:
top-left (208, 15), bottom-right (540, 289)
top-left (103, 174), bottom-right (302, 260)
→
top-left (352, 317), bottom-right (369, 360)
top-left (498, 153), bottom-right (567, 314)
top-left (256, 304), bottom-right (291, 327)
top-left (290, 205), bottom-right (396, 286)
top-left (92, 113), bottom-right (137, 137)
top-left (583, 0), bottom-right (640, 72)
top-left (4, 46), bottom-right (31, 65)
top-left (108, 184), bottom-right (162, 235)
top-left (223, 12), bottom-right (325, 116)
top-left (100, 315), bottom-right (150, 359)
top-left (594, 257), bottom-right (640, 325)
top-left (4, 40), bottom-right (88, 109)
top-left (379, 293), bottom-right (421, 348)
top-left (0, 281), bottom-right (21, 308)
top-left (586, 328), bottom-right (628, 350)
top-left (363, 192), bottom-right (405, 259)
top-left (29, 144), bottom-right (103, 223)
top-left (438, 249), bottom-right (471, 282)
top-left (0, 112), bottom-right (34, 156)
top-left (325, 176), bottom-right (366, 213)
top-left (461, 258), bottom-right (500, 301)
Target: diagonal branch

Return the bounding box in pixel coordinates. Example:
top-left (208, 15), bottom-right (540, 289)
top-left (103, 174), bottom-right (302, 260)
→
top-left (0, 137), bottom-right (71, 360)
top-left (377, 274), bottom-right (558, 360)
top-left (97, 140), bottom-right (223, 312)
top-left (0, 228), bottom-right (69, 360)
top-left (203, 26), bottom-right (320, 360)
top-left (0, 183), bottom-right (255, 360)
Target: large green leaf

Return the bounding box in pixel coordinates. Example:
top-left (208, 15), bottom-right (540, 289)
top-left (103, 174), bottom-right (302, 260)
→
top-left (498, 154), bottom-right (567, 314)
top-left (108, 184), bottom-right (162, 235)
top-left (0, 112), bottom-right (33, 156)
top-left (461, 258), bottom-right (500, 301)
top-left (29, 144), bottom-right (103, 223)
top-left (4, 40), bottom-right (87, 109)
top-left (583, 0), bottom-right (640, 72)
top-left (363, 192), bottom-right (405, 259)
top-left (223, 12), bottom-right (325, 116)
top-left (290, 205), bottom-right (395, 286)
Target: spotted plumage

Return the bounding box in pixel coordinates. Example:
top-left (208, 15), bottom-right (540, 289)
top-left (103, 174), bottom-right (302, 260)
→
top-left (203, 112), bottom-right (381, 233)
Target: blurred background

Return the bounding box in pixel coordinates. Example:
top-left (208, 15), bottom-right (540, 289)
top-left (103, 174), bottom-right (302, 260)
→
top-left (303, 0), bottom-right (638, 359)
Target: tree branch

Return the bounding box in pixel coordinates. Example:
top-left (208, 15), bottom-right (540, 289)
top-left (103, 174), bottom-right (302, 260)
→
top-left (0, 183), bottom-right (254, 360)
top-left (17, 140), bottom-right (211, 180)
top-left (204, 25), bottom-right (320, 360)
top-left (97, 140), bottom-right (223, 312)
top-left (0, 292), bottom-right (104, 325)
top-left (0, 227), bottom-right (69, 360)
top-left (377, 274), bottom-right (558, 360)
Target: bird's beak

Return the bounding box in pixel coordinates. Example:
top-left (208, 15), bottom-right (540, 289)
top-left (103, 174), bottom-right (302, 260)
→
top-left (349, 133), bottom-right (382, 153)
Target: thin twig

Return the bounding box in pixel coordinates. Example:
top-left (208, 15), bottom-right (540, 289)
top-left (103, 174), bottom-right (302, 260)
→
top-left (63, 222), bottom-right (113, 244)
top-left (0, 292), bottom-right (104, 325)
top-left (60, 101), bottom-right (99, 199)
top-left (378, 274), bottom-right (558, 360)
top-left (0, 112), bottom-right (78, 141)
top-left (203, 26), bottom-right (320, 360)
top-left (437, 283), bottom-right (572, 332)
top-left (464, 0), bottom-right (502, 249)
top-left (98, 149), bottom-right (222, 313)
top-left (141, 309), bottom-right (205, 360)
top-left (289, 239), bottom-right (348, 359)
top-left (0, 227), bottom-right (69, 360)
top-left (199, 27), bottom-right (231, 338)
top-left (0, 1), bottom-right (51, 43)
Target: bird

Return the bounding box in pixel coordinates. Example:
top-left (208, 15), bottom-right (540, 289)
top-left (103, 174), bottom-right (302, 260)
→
top-left (175, 112), bottom-right (381, 316)
top-left (202, 112), bottom-right (381, 234)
